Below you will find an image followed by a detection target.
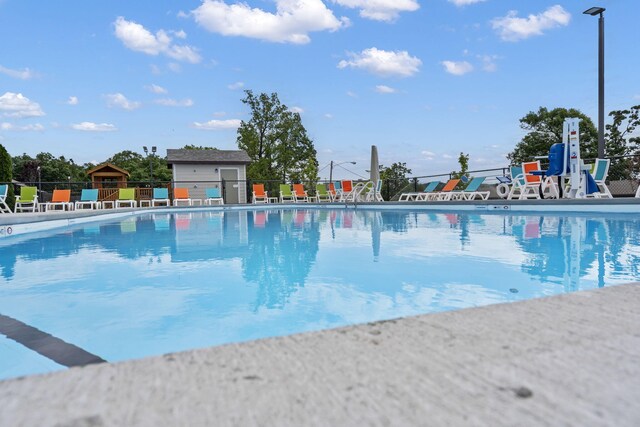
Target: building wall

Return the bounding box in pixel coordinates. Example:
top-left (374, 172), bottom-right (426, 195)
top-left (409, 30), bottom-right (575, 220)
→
top-left (171, 163), bottom-right (247, 203)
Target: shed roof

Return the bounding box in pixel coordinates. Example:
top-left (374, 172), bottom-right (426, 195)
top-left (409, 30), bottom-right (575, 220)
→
top-left (86, 162), bottom-right (130, 177)
top-left (166, 149), bottom-right (251, 165)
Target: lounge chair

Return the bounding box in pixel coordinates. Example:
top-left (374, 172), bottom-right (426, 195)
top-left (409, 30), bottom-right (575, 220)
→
top-left (452, 177), bottom-right (490, 200)
top-left (204, 188), bottom-right (224, 205)
top-left (0, 184), bottom-right (11, 213)
top-left (14, 186), bottom-right (38, 212)
top-left (44, 189), bottom-right (73, 211)
top-left (519, 161), bottom-right (543, 200)
top-left (173, 188), bottom-right (193, 206)
top-left (429, 179), bottom-right (461, 201)
top-left (115, 188), bottom-right (137, 208)
top-left (75, 189), bottom-right (101, 210)
top-left (315, 184), bottom-right (331, 202)
top-left (293, 184), bottom-right (309, 202)
top-left (341, 180), bottom-right (355, 201)
top-left (415, 181), bottom-right (442, 201)
top-left (590, 158), bottom-right (612, 198)
top-left (252, 184), bottom-right (268, 204)
top-left (333, 181), bottom-right (343, 201)
top-left (327, 183), bottom-right (338, 201)
top-left (368, 179), bottom-right (384, 202)
top-left (279, 184), bottom-right (295, 203)
top-left (399, 181), bottom-right (439, 201)
top-left (151, 188), bottom-right (170, 207)
top-left (506, 166), bottom-right (525, 199)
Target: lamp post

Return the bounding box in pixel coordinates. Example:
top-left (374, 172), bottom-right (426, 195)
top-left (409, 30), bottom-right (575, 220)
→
top-left (329, 160), bottom-right (356, 182)
top-left (583, 6), bottom-right (606, 159)
top-left (143, 146), bottom-right (157, 186)
top-left (36, 166), bottom-right (41, 195)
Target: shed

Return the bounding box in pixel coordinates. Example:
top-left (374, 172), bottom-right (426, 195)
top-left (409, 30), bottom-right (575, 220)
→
top-left (86, 163), bottom-right (130, 189)
top-left (166, 149), bottom-right (251, 204)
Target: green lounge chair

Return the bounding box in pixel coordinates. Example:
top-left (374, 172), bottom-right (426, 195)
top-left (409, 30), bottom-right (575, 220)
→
top-left (315, 184), bottom-right (331, 202)
top-left (115, 188), bottom-right (137, 208)
top-left (279, 184), bottom-right (295, 203)
top-left (15, 186), bottom-right (38, 212)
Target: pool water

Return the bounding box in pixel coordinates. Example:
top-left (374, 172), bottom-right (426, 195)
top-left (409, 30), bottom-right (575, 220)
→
top-left (1, 209), bottom-right (639, 380)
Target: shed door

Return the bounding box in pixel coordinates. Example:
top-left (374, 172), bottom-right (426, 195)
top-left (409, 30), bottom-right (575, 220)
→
top-left (221, 168), bottom-right (239, 204)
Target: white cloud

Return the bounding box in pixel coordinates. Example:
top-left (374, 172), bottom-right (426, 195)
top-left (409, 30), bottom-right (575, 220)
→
top-left (228, 81), bottom-right (244, 90)
top-left (441, 60), bottom-right (474, 75)
top-left (421, 150), bottom-right (436, 159)
top-left (145, 84), bottom-right (168, 94)
top-left (154, 98), bottom-right (194, 107)
top-left (290, 106), bottom-right (304, 114)
top-left (338, 47), bottom-right (421, 77)
top-left (191, 0), bottom-right (349, 44)
top-left (332, 0), bottom-right (419, 22)
top-left (71, 122), bottom-right (117, 132)
top-left (375, 85), bottom-right (396, 94)
top-left (0, 122), bottom-right (44, 131)
top-left (105, 93), bottom-right (142, 110)
top-left (324, 113), bottom-right (333, 119)
top-left (67, 96), bottom-right (79, 105)
top-left (0, 65), bottom-right (36, 80)
top-left (478, 54), bottom-right (498, 72)
top-left (448, 0), bottom-right (486, 6)
top-left (0, 92), bottom-right (45, 118)
top-left (191, 119), bottom-right (241, 130)
top-left (168, 62), bottom-right (182, 73)
top-left (113, 16), bottom-right (201, 63)
top-left (346, 91), bottom-right (358, 98)
top-left (492, 5), bottom-right (571, 42)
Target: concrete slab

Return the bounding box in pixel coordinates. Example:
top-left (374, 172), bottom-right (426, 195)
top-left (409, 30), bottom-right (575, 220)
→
top-left (1, 283), bottom-right (639, 426)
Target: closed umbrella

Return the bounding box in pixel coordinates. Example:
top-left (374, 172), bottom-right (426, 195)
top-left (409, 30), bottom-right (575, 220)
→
top-left (370, 145), bottom-right (380, 183)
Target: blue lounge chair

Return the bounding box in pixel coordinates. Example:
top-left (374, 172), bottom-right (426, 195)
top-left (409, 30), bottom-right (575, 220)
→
top-left (75, 189), bottom-right (101, 210)
top-left (204, 188), bottom-right (224, 205)
top-left (399, 181), bottom-right (439, 201)
top-left (151, 188), bottom-right (170, 207)
top-left (450, 177), bottom-right (490, 200)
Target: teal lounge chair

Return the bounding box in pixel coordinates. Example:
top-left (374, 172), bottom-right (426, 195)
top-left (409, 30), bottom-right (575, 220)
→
top-left (151, 188), bottom-right (170, 207)
top-left (0, 184), bottom-right (11, 213)
top-left (14, 186), bottom-right (38, 212)
top-left (204, 188), bottom-right (224, 205)
top-left (75, 189), bottom-right (101, 210)
top-left (399, 181), bottom-right (439, 201)
top-left (451, 177), bottom-right (490, 200)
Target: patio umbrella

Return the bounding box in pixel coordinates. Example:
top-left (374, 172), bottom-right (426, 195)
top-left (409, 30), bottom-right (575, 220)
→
top-left (370, 145), bottom-right (380, 183)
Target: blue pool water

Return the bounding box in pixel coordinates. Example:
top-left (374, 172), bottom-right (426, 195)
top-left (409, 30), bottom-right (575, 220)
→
top-left (0, 208), bottom-right (639, 380)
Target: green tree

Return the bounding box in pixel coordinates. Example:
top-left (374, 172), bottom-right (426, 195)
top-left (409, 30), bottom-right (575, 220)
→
top-left (606, 105), bottom-right (640, 180)
top-left (182, 144), bottom-right (217, 150)
top-left (380, 162), bottom-right (412, 200)
top-left (12, 152), bottom-right (88, 184)
top-left (0, 144), bottom-right (15, 208)
top-left (107, 150), bottom-right (172, 183)
top-left (237, 90), bottom-right (318, 183)
top-left (451, 152), bottom-right (470, 188)
top-left (507, 107), bottom-right (598, 165)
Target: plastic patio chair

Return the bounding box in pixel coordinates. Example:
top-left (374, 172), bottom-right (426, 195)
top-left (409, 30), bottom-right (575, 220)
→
top-left (591, 158), bottom-right (612, 198)
top-left (428, 179), bottom-right (461, 201)
top-left (451, 177), bottom-right (490, 200)
top-left (519, 161), bottom-right (543, 200)
top-left (293, 184), bottom-right (309, 202)
top-left (399, 181), bottom-right (439, 201)
top-left (115, 188), bottom-right (137, 208)
top-left (151, 188), bottom-right (170, 207)
top-left (279, 184), bottom-right (295, 203)
top-left (315, 184), bottom-right (331, 202)
top-left (173, 188), bottom-right (193, 206)
top-left (0, 184), bottom-right (12, 213)
top-left (75, 189), bottom-right (101, 210)
top-left (45, 189), bottom-right (73, 212)
top-left (204, 188), bottom-right (224, 205)
top-left (252, 184), bottom-right (268, 204)
top-left (14, 186), bottom-right (38, 212)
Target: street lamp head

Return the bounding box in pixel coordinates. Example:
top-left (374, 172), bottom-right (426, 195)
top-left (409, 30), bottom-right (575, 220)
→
top-left (151, 146), bottom-right (157, 154)
top-left (583, 6), bottom-right (605, 16)
top-left (143, 146), bottom-right (148, 154)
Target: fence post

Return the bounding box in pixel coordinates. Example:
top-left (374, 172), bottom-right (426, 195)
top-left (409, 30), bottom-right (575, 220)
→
top-left (413, 177), bottom-right (418, 192)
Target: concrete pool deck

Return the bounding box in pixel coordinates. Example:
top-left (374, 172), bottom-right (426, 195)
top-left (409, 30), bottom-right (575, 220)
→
top-left (1, 283), bottom-right (638, 426)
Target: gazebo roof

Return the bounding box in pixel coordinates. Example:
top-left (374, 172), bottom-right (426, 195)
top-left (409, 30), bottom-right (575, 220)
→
top-left (86, 162), bottom-right (130, 177)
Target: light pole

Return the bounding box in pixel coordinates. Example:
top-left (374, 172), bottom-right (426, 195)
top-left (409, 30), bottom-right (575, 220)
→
top-left (36, 166), bottom-right (41, 196)
top-left (329, 161), bottom-right (356, 182)
top-left (584, 6), bottom-right (606, 159)
top-left (143, 146), bottom-right (157, 185)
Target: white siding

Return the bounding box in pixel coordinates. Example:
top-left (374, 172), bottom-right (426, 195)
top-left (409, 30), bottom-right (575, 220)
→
top-left (172, 163), bottom-right (247, 203)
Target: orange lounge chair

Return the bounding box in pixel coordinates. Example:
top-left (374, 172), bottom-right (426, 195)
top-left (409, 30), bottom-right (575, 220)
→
top-left (340, 180), bottom-right (354, 201)
top-left (173, 188), bottom-right (193, 206)
top-left (293, 184), bottom-right (309, 202)
top-left (328, 183), bottom-right (337, 201)
top-left (45, 189), bottom-right (72, 212)
top-left (428, 179), bottom-right (461, 201)
top-left (252, 184), bottom-right (268, 204)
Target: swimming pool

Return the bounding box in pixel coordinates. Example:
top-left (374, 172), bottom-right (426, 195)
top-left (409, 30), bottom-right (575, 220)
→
top-left (1, 208), bottom-right (639, 380)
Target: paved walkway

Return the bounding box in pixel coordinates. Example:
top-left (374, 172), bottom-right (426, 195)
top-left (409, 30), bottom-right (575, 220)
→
top-left (1, 283), bottom-right (639, 426)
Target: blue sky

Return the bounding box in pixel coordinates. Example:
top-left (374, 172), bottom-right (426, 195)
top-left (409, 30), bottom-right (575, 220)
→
top-left (1, 0), bottom-right (638, 179)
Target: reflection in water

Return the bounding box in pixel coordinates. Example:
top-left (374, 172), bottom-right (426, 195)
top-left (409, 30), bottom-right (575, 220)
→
top-left (0, 209), bottom-right (639, 380)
